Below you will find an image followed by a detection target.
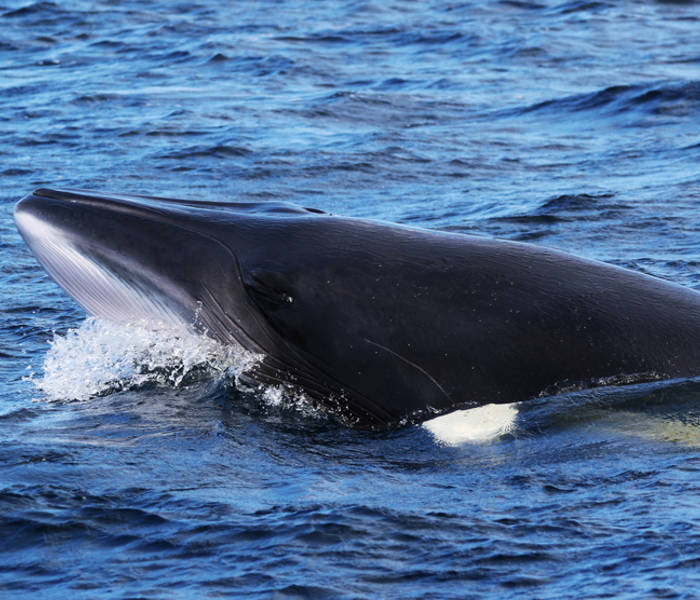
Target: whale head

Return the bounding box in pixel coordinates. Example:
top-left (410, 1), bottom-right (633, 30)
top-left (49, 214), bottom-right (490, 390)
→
top-left (15, 189), bottom-right (323, 349)
top-left (14, 188), bottom-right (407, 427)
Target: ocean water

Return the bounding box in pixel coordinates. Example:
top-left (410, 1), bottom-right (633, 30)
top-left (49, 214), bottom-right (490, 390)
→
top-left (2, 0), bottom-right (700, 597)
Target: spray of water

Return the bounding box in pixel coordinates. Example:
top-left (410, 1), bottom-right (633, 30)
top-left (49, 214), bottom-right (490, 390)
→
top-left (33, 317), bottom-right (261, 402)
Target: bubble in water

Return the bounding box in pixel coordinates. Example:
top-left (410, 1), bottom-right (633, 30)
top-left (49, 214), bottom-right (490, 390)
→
top-left (33, 317), bottom-right (261, 402)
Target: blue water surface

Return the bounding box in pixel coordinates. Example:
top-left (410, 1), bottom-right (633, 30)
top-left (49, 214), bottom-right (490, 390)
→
top-left (1, 0), bottom-right (700, 598)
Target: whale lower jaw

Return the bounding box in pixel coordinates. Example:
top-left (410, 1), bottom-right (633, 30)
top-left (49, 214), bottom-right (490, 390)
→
top-left (14, 208), bottom-right (189, 329)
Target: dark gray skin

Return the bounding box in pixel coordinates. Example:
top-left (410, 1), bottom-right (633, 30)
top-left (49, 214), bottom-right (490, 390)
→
top-left (14, 188), bottom-right (700, 429)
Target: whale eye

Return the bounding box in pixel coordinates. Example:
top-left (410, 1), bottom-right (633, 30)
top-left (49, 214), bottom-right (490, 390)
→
top-left (244, 270), bottom-right (294, 312)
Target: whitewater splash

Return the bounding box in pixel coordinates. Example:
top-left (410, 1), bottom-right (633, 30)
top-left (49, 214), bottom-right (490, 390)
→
top-left (33, 317), bottom-right (261, 402)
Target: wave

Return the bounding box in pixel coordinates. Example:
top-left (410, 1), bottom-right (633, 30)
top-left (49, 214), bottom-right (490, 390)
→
top-left (516, 80), bottom-right (700, 118)
top-left (157, 144), bottom-right (252, 160)
top-left (489, 192), bottom-right (625, 226)
top-left (2, 1), bottom-right (62, 18)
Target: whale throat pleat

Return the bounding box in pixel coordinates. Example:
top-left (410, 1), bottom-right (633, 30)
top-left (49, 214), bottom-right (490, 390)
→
top-left (15, 210), bottom-right (186, 327)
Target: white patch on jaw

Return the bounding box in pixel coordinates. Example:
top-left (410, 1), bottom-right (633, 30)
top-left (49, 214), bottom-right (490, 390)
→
top-left (423, 403), bottom-right (519, 445)
top-left (15, 209), bottom-right (186, 328)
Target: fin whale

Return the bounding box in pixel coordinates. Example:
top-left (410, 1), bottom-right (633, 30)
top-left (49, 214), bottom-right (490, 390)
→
top-left (14, 188), bottom-right (700, 428)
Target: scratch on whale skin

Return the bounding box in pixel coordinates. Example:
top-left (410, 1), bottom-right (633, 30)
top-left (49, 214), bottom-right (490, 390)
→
top-left (363, 337), bottom-right (451, 402)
